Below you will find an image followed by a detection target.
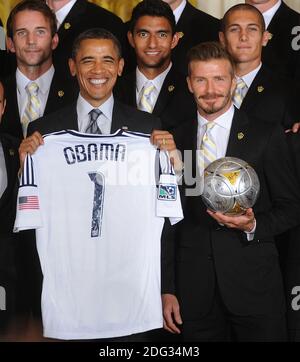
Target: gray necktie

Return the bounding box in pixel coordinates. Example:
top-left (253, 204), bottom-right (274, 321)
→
top-left (86, 109), bottom-right (102, 134)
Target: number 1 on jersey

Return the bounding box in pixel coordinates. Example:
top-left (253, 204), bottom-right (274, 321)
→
top-left (88, 172), bottom-right (105, 238)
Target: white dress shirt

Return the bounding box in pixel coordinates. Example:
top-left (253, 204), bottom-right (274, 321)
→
top-left (77, 93), bottom-right (114, 134)
top-left (136, 63), bottom-right (172, 108)
top-left (16, 65), bottom-right (55, 121)
top-left (173, 0), bottom-right (187, 24)
top-left (262, 0), bottom-right (282, 28)
top-left (0, 141), bottom-right (7, 198)
top-left (51, 0), bottom-right (77, 29)
top-left (197, 104), bottom-right (256, 238)
top-left (235, 62), bottom-right (262, 98)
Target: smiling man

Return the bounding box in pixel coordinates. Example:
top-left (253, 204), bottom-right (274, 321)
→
top-left (0, 0), bottom-right (77, 140)
top-left (115, 0), bottom-right (195, 131)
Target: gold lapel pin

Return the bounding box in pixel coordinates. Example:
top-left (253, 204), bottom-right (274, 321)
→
top-left (9, 148), bottom-right (15, 156)
top-left (178, 31), bottom-right (184, 39)
top-left (64, 22), bottom-right (71, 30)
top-left (58, 90), bottom-right (64, 97)
top-left (238, 132), bottom-right (244, 140)
top-left (257, 86), bottom-right (264, 93)
top-left (168, 85), bottom-right (175, 92)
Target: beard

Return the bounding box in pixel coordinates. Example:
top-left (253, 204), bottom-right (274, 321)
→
top-left (197, 91), bottom-right (232, 115)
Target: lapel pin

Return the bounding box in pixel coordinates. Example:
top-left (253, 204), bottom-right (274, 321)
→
top-left (257, 85), bottom-right (264, 93)
top-left (9, 148), bottom-right (15, 156)
top-left (58, 90), bottom-right (64, 97)
top-left (168, 85), bottom-right (175, 92)
top-left (178, 31), bottom-right (184, 39)
top-left (64, 22), bottom-right (71, 30)
top-left (237, 132), bottom-right (244, 140)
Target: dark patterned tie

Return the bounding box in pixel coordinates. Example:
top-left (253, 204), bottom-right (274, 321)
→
top-left (86, 109), bottom-right (102, 134)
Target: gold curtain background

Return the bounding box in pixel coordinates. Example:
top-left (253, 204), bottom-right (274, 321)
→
top-left (1, 1), bottom-right (299, 29)
top-left (0, 1), bottom-right (197, 27)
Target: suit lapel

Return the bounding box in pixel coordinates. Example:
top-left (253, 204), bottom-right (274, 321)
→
top-left (57, 0), bottom-right (86, 43)
top-left (111, 100), bottom-right (126, 132)
top-left (44, 71), bottom-right (68, 114)
top-left (0, 135), bottom-right (17, 206)
top-left (241, 66), bottom-right (268, 112)
top-left (153, 67), bottom-right (177, 116)
top-left (5, 76), bottom-right (23, 138)
top-left (226, 108), bottom-right (249, 159)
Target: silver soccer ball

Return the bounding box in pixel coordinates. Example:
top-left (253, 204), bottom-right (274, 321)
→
top-left (201, 157), bottom-right (260, 215)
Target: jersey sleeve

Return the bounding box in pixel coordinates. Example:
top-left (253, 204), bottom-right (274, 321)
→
top-left (156, 151), bottom-right (183, 225)
top-left (14, 154), bottom-right (43, 232)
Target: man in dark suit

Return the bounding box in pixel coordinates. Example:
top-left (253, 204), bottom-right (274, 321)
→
top-left (246, 0), bottom-right (300, 81)
top-left (115, 0), bottom-right (195, 131)
top-left (18, 28), bottom-right (177, 341)
top-left (162, 42), bottom-right (300, 341)
top-left (219, 3), bottom-right (300, 130)
top-left (47, 0), bottom-right (125, 79)
top-left (0, 0), bottom-right (78, 140)
top-left (0, 81), bottom-right (20, 336)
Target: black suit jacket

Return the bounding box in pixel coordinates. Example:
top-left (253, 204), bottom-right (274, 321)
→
top-left (173, 1), bottom-right (220, 75)
top-left (162, 108), bottom-right (300, 319)
top-left (53, 0), bottom-right (125, 77)
top-left (28, 99), bottom-right (161, 136)
top-left (240, 65), bottom-right (300, 129)
top-left (123, 1), bottom-right (220, 75)
top-left (262, 2), bottom-right (300, 81)
top-left (0, 133), bottom-right (20, 329)
top-left (0, 71), bottom-right (78, 139)
top-left (115, 66), bottom-right (196, 131)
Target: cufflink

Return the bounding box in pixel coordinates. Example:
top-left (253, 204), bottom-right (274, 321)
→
top-left (121, 126), bottom-right (128, 131)
top-left (178, 32), bottom-right (184, 39)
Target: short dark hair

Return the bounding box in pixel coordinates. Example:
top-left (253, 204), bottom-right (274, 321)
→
top-left (71, 28), bottom-right (122, 60)
top-left (6, 0), bottom-right (57, 38)
top-left (221, 4), bottom-right (266, 33)
top-left (187, 42), bottom-right (235, 77)
top-left (129, 0), bottom-right (176, 34)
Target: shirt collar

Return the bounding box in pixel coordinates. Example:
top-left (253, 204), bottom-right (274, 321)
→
top-left (236, 63), bottom-right (262, 89)
top-left (173, 0), bottom-right (187, 24)
top-left (136, 62), bottom-right (172, 94)
top-left (262, 0), bottom-right (281, 28)
top-left (77, 93), bottom-right (114, 121)
top-left (16, 65), bottom-right (55, 95)
top-left (198, 104), bottom-right (235, 131)
top-left (54, 0), bottom-right (77, 29)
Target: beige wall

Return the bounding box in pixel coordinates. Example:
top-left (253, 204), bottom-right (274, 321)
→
top-left (198, 0), bottom-right (300, 19)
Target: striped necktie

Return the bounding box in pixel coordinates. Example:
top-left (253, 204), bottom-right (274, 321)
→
top-left (21, 82), bottom-right (41, 137)
top-left (138, 82), bottom-right (156, 113)
top-left (233, 78), bottom-right (248, 109)
top-left (86, 109), bottom-right (102, 134)
top-left (199, 122), bottom-right (217, 172)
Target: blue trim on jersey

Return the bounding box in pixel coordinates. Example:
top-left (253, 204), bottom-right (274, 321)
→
top-left (42, 129), bottom-right (151, 140)
top-left (20, 155), bottom-right (37, 187)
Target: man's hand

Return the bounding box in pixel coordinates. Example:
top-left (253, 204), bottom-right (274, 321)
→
top-left (207, 208), bottom-right (255, 232)
top-left (150, 130), bottom-right (183, 172)
top-left (162, 293), bottom-right (182, 334)
top-left (150, 130), bottom-right (176, 151)
top-left (19, 131), bottom-right (44, 168)
top-left (285, 122), bottom-right (300, 133)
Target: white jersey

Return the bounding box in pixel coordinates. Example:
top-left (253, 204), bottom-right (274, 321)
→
top-left (14, 130), bottom-right (183, 340)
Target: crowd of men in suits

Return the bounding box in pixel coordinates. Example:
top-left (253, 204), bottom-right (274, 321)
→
top-left (0, 0), bottom-right (300, 342)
